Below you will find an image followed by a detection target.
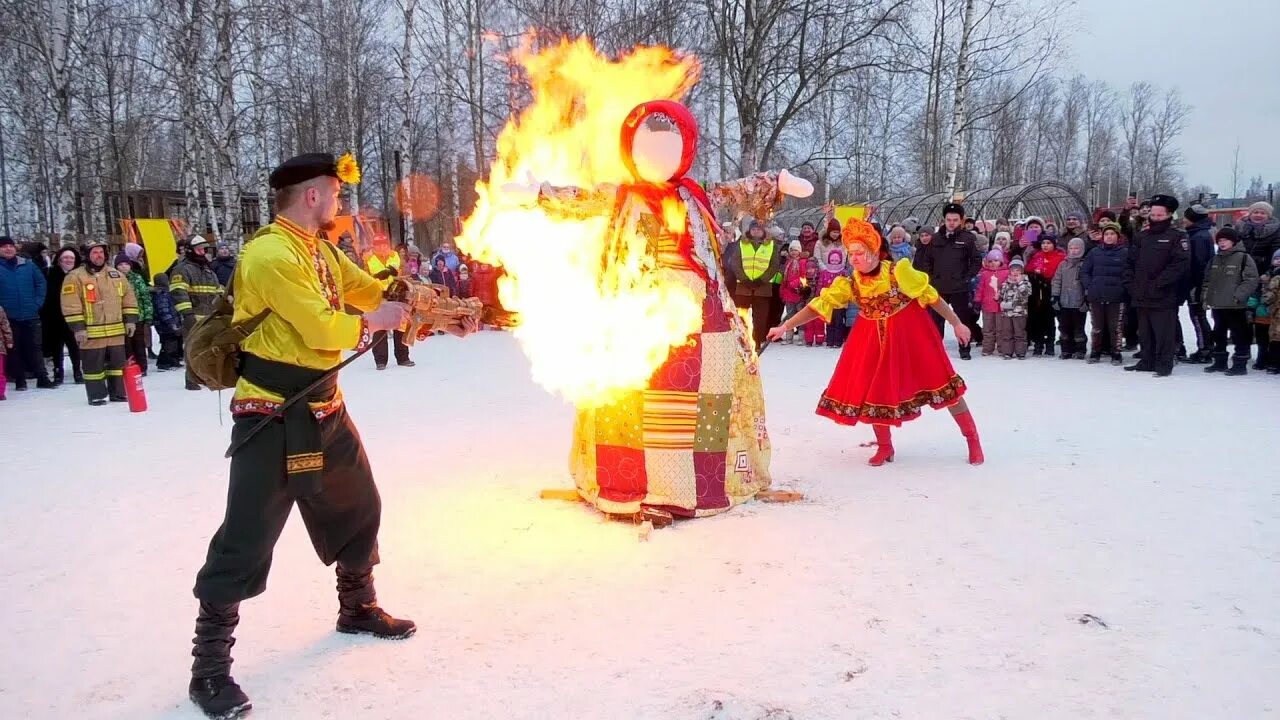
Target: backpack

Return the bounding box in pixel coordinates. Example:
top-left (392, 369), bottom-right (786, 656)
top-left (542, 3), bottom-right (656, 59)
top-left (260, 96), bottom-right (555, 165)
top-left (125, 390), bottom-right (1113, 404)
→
top-left (183, 270), bottom-right (270, 391)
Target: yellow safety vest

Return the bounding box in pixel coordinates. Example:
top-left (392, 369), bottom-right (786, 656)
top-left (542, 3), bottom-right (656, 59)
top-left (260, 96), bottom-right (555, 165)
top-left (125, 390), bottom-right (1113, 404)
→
top-left (365, 252), bottom-right (402, 289)
top-left (740, 240), bottom-right (775, 281)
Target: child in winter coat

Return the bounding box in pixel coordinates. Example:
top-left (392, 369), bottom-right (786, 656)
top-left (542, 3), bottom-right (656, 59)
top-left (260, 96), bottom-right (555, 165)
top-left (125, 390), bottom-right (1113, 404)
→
top-left (0, 304), bottom-right (11, 399)
top-left (972, 248), bottom-right (1008, 356)
top-left (150, 273), bottom-right (185, 371)
top-left (1051, 237), bottom-right (1089, 359)
top-left (779, 240), bottom-right (812, 344)
top-left (1026, 234), bottom-right (1066, 355)
top-left (458, 264), bottom-right (474, 298)
top-left (116, 253), bottom-right (154, 375)
top-left (997, 257), bottom-right (1032, 359)
top-left (886, 225), bottom-right (914, 263)
top-left (1081, 223), bottom-right (1129, 365)
top-left (1250, 249), bottom-right (1280, 372)
top-left (814, 218), bottom-right (849, 347)
top-left (1262, 249), bottom-right (1280, 374)
top-left (1201, 227), bottom-right (1260, 376)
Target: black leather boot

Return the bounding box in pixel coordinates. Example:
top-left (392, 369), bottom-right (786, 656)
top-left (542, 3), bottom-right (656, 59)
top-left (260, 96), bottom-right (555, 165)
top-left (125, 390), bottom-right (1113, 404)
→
top-left (1224, 355), bottom-right (1248, 376)
top-left (335, 567), bottom-right (417, 639)
top-left (189, 601), bottom-right (251, 719)
top-left (1203, 352), bottom-right (1228, 373)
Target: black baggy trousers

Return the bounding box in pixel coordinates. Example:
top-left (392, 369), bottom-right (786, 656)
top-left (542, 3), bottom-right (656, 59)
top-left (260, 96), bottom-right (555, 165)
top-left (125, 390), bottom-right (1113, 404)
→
top-left (193, 405), bottom-right (382, 605)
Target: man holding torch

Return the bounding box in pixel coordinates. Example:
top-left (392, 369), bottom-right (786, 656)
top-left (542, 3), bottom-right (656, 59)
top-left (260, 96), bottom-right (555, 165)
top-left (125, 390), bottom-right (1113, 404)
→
top-left (186, 152), bottom-right (473, 719)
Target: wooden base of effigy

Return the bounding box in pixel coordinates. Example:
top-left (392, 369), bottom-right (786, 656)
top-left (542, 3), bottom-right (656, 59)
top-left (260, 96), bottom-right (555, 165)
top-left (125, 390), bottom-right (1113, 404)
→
top-left (537, 487), bottom-right (803, 540)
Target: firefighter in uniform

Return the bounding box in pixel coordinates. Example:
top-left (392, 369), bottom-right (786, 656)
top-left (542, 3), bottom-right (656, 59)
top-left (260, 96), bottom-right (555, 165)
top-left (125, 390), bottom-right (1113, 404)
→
top-left (169, 236), bottom-right (224, 389)
top-left (60, 241), bottom-right (138, 406)
top-left (363, 235), bottom-right (414, 369)
top-left (186, 152), bottom-right (474, 720)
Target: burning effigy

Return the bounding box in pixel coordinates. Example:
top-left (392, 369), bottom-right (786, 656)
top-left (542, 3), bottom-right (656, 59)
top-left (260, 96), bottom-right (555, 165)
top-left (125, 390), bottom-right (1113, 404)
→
top-left (457, 39), bottom-right (811, 521)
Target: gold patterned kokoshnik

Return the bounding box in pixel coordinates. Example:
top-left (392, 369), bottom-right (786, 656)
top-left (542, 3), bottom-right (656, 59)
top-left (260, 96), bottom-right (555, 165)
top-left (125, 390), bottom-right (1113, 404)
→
top-left (286, 452), bottom-right (325, 475)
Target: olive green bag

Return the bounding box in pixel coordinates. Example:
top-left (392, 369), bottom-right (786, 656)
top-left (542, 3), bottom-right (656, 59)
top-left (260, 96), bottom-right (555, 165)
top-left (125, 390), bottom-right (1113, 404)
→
top-left (184, 272), bottom-right (271, 391)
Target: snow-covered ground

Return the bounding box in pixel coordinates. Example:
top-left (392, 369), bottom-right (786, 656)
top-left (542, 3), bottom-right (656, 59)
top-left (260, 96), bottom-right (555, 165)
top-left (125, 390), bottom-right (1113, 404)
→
top-left (2, 329), bottom-right (1278, 719)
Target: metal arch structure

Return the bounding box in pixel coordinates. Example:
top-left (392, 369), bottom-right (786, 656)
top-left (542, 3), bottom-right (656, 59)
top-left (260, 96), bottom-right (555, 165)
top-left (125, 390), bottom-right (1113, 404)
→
top-left (867, 181), bottom-right (1091, 230)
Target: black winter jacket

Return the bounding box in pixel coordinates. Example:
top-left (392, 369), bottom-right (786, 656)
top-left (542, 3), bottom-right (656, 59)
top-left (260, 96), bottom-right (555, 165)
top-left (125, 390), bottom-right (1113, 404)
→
top-left (1237, 218), bottom-right (1280, 277)
top-left (1127, 221), bottom-right (1190, 309)
top-left (918, 228), bottom-right (979, 295)
top-left (211, 257), bottom-right (237, 287)
top-left (1080, 242), bottom-right (1129, 304)
top-left (1184, 218), bottom-right (1215, 300)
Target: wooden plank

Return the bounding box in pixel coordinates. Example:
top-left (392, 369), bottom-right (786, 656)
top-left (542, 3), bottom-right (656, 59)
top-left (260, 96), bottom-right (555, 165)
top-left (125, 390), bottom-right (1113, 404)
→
top-left (756, 490), bottom-right (805, 503)
top-left (538, 488), bottom-right (583, 502)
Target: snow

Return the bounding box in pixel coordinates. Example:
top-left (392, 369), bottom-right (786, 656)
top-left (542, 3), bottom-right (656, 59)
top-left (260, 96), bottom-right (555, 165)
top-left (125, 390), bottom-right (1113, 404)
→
top-left (2, 329), bottom-right (1278, 719)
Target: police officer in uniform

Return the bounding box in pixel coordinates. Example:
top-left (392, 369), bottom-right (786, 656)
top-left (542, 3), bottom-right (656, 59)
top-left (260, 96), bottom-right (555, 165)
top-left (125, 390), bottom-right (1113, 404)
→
top-left (1125, 194), bottom-right (1189, 377)
top-left (187, 152), bottom-right (474, 719)
top-left (59, 241), bottom-right (138, 405)
top-left (170, 236), bottom-right (224, 389)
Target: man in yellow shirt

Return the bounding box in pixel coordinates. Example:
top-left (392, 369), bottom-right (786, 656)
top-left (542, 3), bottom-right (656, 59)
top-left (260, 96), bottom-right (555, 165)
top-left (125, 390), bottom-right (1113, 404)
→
top-left (363, 233), bottom-right (414, 369)
top-left (186, 152), bottom-right (461, 719)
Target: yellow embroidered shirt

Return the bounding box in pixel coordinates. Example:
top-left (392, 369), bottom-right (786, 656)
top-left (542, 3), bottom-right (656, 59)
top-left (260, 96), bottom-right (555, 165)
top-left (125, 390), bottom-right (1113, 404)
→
top-left (231, 219), bottom-right (384, 413)
top-left (808, 259), bottom-right (939, 322)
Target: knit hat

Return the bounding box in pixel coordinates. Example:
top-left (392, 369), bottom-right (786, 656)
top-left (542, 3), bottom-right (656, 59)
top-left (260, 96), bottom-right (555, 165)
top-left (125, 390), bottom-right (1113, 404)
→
top-left (984, 248), bottom-right (1005, 263)
top-left (1099, 210), bottom-right (1117, 222)
top-left (825, 217), bottom-right (841, 235)
top-left (0, 236), bottom-right (14, 248)
top-left (1249, 201), bottom-right (1274, 216)
top-left (123, 242), bottom-right (144, 261)
top-left (994, 231), bottom-right (1011, 243)
top-left (1216, 227), bottom-right (1239, 245)
top-left (1024, 216), bottom-right (1044, 229)
top-left (1067, 237), bottom-right (1086, 257)
top-left (1184, 204), bottom-right (1210, 222)
top-left (112, 253), bottom-right (133, 270)
top-left (1066, 212), bottom-right (1083, 222)
top-left (1272, 248), bottom-right (1280, 265)
top-left (788, 240), bottom-right (802, 252)
top-left (1009, 257), bottom-right (1025, 270)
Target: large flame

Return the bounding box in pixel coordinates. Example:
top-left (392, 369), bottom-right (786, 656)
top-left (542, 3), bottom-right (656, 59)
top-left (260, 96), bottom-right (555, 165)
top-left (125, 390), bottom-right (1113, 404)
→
top-left (457, 38), bottom-right (704, 407)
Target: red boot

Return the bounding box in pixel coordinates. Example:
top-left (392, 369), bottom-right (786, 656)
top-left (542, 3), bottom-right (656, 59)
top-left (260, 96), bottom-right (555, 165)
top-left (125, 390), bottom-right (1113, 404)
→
top-left (952, 410), bottom-right (984, 465)
top-left (868, 425), bottom-right (894, 466)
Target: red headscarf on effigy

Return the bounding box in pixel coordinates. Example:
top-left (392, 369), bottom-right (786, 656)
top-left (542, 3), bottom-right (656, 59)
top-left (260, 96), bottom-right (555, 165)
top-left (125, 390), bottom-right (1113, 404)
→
top-left (618, 100), bottom-right (719, 279)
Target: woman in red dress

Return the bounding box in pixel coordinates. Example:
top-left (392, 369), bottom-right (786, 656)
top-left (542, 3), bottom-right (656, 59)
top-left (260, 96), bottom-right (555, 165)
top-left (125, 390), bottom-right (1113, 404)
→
top-left (767, 214), bottom-right (985, 466)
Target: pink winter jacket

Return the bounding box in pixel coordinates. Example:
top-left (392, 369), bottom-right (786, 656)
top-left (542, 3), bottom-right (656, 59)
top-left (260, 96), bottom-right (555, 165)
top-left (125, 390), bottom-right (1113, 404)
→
top-left (780, 257), bottom-right (811, 304)
top-left (974, 265), bottom-right (1010, 314)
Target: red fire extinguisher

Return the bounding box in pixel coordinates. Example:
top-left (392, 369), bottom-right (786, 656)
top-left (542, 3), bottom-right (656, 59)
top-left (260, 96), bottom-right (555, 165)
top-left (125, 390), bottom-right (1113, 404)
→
top-left (124, 358), bottom-right (148, 413)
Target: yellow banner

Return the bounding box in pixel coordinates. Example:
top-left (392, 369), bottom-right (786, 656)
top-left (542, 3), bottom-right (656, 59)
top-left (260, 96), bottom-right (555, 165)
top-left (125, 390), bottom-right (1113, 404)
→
top-left (135, 219), bottom-right (179, 283)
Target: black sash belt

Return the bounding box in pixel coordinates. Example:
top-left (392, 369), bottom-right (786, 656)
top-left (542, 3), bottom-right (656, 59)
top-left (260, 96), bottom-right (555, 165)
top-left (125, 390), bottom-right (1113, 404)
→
top-left (238, 354), bottom-right (339, 497)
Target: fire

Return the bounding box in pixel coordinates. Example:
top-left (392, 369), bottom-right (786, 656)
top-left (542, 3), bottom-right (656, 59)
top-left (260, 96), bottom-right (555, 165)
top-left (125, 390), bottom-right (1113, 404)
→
top-left (457, 38), bottom-right (705, 407)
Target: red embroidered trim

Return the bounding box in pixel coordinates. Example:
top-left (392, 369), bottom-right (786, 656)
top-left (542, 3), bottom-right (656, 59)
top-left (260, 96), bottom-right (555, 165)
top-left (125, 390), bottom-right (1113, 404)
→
top-left (354, 318), bottom-right (373, 351)
top-left (230, 393), bottom-right (344, 421)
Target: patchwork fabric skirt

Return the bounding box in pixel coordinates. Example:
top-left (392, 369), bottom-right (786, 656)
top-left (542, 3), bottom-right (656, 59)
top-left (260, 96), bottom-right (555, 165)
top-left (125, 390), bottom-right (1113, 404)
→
top-left (817, 301), bottom-right (966, 428)
top-left (570, 275), bottom-right (771, 517)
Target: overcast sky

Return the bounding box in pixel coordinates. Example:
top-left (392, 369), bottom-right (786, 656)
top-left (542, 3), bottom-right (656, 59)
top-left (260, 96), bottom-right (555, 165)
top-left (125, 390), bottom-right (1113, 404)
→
top-left (1066, 0), bottom-right (1280, 196)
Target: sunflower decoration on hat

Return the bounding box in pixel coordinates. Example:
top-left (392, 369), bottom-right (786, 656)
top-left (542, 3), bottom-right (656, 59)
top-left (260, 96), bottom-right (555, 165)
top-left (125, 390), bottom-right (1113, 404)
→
top-left (335, 152), bottom-right (361, 185)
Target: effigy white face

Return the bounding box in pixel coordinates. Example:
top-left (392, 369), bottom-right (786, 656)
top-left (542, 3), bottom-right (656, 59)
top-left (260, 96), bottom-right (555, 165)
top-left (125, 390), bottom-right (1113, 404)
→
top-left (630, 124), bottom-right (684, 183)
